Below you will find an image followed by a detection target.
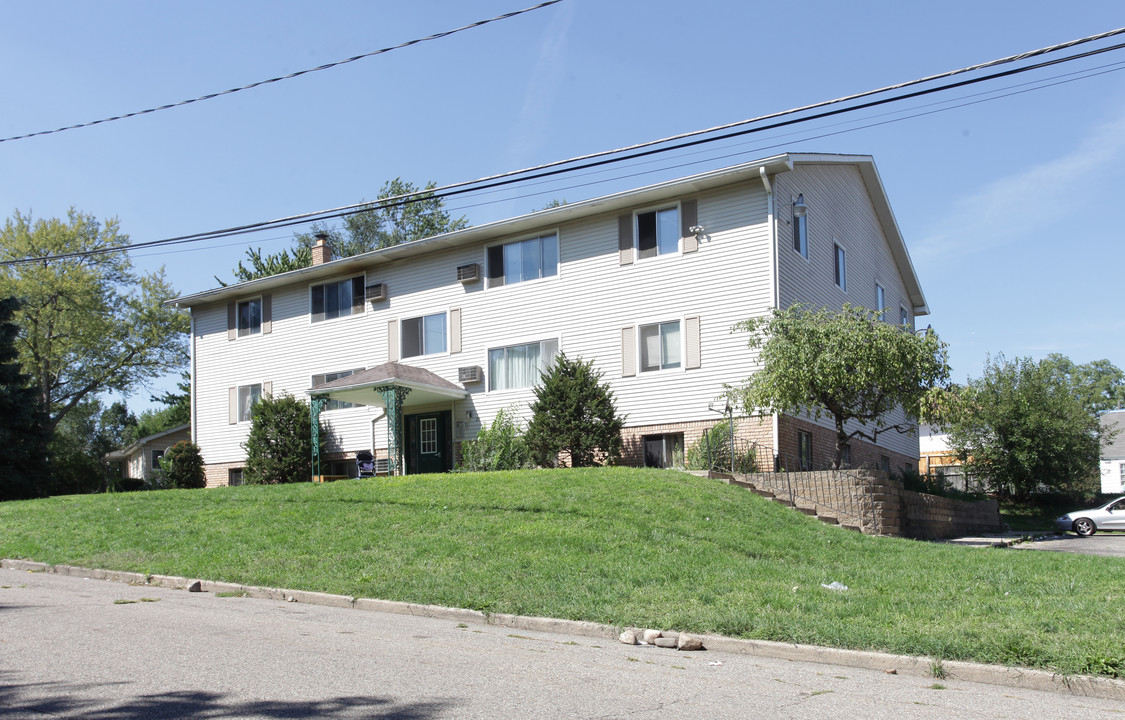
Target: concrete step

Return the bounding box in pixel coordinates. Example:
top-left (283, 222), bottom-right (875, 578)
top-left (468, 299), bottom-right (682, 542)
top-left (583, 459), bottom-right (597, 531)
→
top-left (817, 516), bottom-right (840, 525)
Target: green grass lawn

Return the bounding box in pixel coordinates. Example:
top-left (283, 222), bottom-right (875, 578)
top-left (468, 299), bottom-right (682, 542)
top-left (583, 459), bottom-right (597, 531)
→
top-left (2, 467), bottom-right (1121, 678)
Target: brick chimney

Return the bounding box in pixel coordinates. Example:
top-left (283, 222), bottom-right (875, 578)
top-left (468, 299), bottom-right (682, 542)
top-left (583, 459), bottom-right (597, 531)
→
top-left (312, 232), bottom-right (332, 265)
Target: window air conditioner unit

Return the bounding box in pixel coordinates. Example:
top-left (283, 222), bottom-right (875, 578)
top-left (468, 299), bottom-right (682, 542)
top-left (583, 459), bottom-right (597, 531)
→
top-left (458, 366), bottom-right (483, 383)
top-left (365, 283), bottom-right (387, 302)
top-left (456, 263), bottom-right (481, 283)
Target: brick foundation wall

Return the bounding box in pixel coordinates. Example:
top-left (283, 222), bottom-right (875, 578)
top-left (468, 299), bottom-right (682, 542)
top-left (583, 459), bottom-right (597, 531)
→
top-left (776, 416), bottom-right (917, 474)
top-left (619, 416), bottom-right (773, 467)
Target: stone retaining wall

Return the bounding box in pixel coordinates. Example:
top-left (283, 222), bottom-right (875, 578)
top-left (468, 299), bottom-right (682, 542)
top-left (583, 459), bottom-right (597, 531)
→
top-left (740, 468), bottom-right (1002, 539)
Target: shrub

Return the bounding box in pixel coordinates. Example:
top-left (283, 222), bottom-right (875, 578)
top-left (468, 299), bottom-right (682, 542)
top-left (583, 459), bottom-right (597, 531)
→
top-left (686, 421), bottom-right (758, 473)
top-left (161, 441), bottom-right (206, 489)
top-left (243, 393), bottom-right (315, 484)
top-left (525, 353), bottom-right (624, 467)
top-left (458, 407), bottom-right (531, 471)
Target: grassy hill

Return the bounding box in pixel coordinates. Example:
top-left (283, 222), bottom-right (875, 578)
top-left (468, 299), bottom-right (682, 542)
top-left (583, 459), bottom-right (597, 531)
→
top-left (1, 467), bottom-right (1120, 678)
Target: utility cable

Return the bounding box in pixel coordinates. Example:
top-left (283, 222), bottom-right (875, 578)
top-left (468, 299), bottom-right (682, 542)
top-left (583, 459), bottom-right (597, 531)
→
top-left (0, 0), bottom-right (565, 144)
top-left (5, 29), bottom-right (1125, 266)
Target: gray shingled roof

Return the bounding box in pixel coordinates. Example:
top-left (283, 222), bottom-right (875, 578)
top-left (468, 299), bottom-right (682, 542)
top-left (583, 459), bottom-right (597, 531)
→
top-left (1102, 410), bottom-right (1125, 459)
top-left (310, 361), bottom-right (462, 394)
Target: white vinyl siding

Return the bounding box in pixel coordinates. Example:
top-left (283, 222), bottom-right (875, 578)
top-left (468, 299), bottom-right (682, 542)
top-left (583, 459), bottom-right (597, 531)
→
top-left (773, 163), bottom-right (923, 459)
top-left (189, 159), bottom-right (922, 467)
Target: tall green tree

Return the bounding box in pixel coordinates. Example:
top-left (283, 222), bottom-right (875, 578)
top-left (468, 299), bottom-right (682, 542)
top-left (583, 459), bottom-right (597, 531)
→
top-left (525, 354), bottom-right (624, 467)
top-left (0, 297), bottom-right (50, 500)
top-left (0, 210), bottom-right (189, 433)
top-left (295, 178), bottom-right (468, 259)
top-left (732, 304), bottom-right (951, 469)
top-left (944, 354), bottom-right (1107, 499)
top-left (128, 372), bottom-right (190, 444)
top-left (224, 179), bottom-right (469, 284)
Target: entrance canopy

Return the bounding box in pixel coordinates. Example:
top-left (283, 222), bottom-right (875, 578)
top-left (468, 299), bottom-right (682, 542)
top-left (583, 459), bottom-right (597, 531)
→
top-left (307, 362), bottom-right (468, 477)
top-left (309, 361), bottom-right (468, 407)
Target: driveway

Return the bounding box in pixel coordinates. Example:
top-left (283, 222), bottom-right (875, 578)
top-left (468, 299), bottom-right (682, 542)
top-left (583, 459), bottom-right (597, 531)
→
top-left (1014, 532), bottom-right (1125, 558)
top-left (2, 567), bottom-right (1123, 718)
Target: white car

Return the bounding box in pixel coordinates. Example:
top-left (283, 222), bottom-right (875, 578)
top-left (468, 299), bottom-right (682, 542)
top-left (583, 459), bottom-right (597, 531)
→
top-left (1056, 496), bottom-right (1125, 537)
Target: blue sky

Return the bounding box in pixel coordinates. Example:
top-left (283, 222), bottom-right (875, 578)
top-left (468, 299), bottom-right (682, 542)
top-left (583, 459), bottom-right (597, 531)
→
top-left (3, 0), bottom-right (1125, 412)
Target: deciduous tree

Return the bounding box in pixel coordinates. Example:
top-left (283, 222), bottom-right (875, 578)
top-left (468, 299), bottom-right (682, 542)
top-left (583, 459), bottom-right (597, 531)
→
top-left (732, 304), bottom-right (950, 469)
top-left (0, 210), bottom-right (188, 433)
top-left (945, 354), bottom-right (1107, 499)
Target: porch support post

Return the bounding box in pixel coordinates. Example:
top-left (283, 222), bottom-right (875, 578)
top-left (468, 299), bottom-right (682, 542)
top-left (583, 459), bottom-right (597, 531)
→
top-left (310, 395), bottom-right (327, 481)
top-left (375, 385), bottom-right (411, 475)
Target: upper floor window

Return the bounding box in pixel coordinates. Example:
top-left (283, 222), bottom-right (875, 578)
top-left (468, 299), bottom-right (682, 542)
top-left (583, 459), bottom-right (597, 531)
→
top-left (487, 233), bottom-right (558, 288)
top-left (238, 384), bottom-right (261, 423)
top-left (488, 338), bottom-right (558, 391)
top-left (792, 195), bottom-right (808, 259)
top-left (238, 298), bottom-right (261, 337)
top-left (834, 243), bottom-right (847, 291)
top-left (402, 312), bottom-right (446, 358)
top-left (876, 284), bottom-right (886, 316)
top-left (640, 321), bottom-right (681, 372)
top-left (311, 276), bottom-right (364, 323)
top-left (636, 206), bottom-right (680, 259)
top-left (900, 306), bottom-right (910, 329)
top-left (312, 369), bottom-right (363, 411)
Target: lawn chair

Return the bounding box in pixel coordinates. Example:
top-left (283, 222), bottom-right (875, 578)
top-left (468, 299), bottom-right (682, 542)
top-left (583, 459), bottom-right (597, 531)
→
top-left (356, 450), bottom-right (376, 478)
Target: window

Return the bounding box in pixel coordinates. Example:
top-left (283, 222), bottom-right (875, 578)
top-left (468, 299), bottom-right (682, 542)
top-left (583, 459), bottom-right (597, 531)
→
top-left (238, 384), bottom-right (262, 422)
top-left (402, 312), bottom-right (446, 358)
top-left (311, 276), bottom-right (364, 322)
top-left (487, 233), bottom-right (558, 288)
top-left (841, 444), bottom-right (851, 467)
top-left (793, 213), bottom-right (808, 258)
top-left (420, 417), bottom-right (439, 455)
top-left (636, 206), bottom-right (679, 259)
top-left (228, 468), bottom-right (244, 487)
top-left (151, 449), bottom-right (165, 471)
top-left (797, 430), bottom-right (812, 471)
top-left (643, 433), bottom-right (684, 468)
top-left (876, 284), bottom-right (885, 316)
top-left (640, 321), bottom-right (681, 372)
top-left (238, 298), bottom-right (261, 337)
top-left (488, 338), bottom-right (558, 391)
top-left (880, 455), bottom-right (891, 473)
top-left (312, 369), bottom-right (364, 411)
top-left (834, 243), bottom-right (846, 291)
top-left (900, 306), bottom-right (910, 329)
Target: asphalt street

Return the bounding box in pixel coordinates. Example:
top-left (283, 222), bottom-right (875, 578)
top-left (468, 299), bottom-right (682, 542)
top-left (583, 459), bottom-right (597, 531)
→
top-left (1, 568), bottom-right (1121, 719)
top-left (1014, 532), bottom-right (1125, 557)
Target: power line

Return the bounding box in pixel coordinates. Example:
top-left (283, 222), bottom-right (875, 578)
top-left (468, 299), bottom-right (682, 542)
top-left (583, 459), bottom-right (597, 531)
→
top-left (6, 28), bottom-right (1125, 266)
top-left (0, 0), bottom-right (565, 145)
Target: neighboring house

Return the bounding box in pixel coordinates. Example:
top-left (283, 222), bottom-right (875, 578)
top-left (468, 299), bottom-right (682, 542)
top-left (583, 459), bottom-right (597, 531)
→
top-left (1099, 410), bottom-right (1125, 494)
top-left (918, 423), bottom-right (974, 490)
top-left (104, 423), bottom-right (192, 482)
top-left (171, 153), bottom-right (930, 487)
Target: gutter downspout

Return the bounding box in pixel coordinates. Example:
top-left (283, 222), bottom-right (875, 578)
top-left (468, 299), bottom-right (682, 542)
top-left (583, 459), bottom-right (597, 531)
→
top-left (760, 167), bottom-right (781, 471)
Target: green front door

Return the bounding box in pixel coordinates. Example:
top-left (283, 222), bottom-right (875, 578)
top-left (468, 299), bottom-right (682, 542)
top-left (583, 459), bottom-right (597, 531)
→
top-left (405, 411), bottom-right (452, 474)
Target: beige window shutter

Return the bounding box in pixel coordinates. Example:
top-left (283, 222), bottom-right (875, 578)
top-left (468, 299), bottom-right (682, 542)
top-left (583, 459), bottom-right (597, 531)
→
top-left (450, 307), bottom-right (462, 354)
top-left (387, 319), bottom-right (399, 362)
top-left (261, 294), bottom-right (272, 334)
top-left (262, 381), bottom-right (272, 398)
top-left (621, 326), bottom-right (636, 377)
top-left (685, 315), bottom-right (701, 369)
top-left (227, 303), bottom-right (237, 341)
top-left (228, 387), bottom-right (237, 424)
top-left (617, 214), bottom-right (634, 266)
top-left (681, 199), bottom-right (699, 253)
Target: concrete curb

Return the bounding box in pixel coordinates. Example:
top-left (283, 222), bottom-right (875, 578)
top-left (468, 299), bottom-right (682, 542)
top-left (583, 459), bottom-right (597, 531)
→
top-left (4, 557), bottom-right (1122, 701)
